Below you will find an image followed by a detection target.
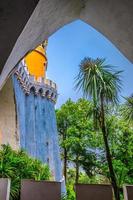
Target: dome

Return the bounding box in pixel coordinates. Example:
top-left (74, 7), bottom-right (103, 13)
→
top-left (24, 41), bottom-right (48, 80)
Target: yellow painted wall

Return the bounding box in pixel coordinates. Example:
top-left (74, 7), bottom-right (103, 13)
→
top-left (24, 45), bottom-right (47, 80)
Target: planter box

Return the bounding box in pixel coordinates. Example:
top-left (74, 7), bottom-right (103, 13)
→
top-left (20, 180), bottom-right (61, 200)
top-left (123, 185), bottom-right (133, 200)
top-left (0, 178), bottom-right (10, 200)
top-left (75, 184), bottom-right (113, 200)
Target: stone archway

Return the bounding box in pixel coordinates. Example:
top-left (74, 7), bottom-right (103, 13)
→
top-left (0, 0), bottom-right (133, 148)
top-left (0, 0), bottom-right (133, 89)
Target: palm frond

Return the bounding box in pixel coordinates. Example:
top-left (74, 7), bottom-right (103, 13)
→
top-left (75, 57), bottom-right (122, 106)
top-left (122, 95), bottom-right (133, 124)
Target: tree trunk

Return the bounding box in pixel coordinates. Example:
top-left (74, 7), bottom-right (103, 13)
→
top-left (64, 147), bottom-right (67, 182)
top-left (123, 131), bottom-right (128, 165)
top-left (75, 155), bottom-right (79, 184)
top-left (100, 96), bottom-right (120, 200)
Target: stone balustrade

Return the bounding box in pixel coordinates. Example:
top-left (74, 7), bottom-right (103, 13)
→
top-left (14, 61), bottom-right (57, 103)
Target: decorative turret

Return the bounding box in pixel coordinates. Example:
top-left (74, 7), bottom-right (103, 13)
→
top-left (24, 41), bottom-right (48, 80)
top-left (14, 41), bottom-right (57, 103)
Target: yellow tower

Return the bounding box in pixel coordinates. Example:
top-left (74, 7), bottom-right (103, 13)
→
top-left (24, 40), bottom-right (48, 80)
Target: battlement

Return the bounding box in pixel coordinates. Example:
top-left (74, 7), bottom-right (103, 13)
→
top-left (14, 60), bottom-right (58, 103)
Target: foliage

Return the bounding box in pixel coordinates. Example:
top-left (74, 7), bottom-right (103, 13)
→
top-left (122, 95), bottom-right (133, 125)
top-left (57, 96), bottom-right (133, 199)
top-left (75, 57), bottom-right (122, 126)
top-left (75, 57), bottom-right (122, 200)
top-left (0, 144), bottom-right (51, 200)
top-left (56, 98), bottom-right (97, 183)
top-left (66, 184), bottom-right (76, 200)
top-left (75, 57), bottom-right (121, 100)
top-left (106, 111), bottom-right (133, 186)
top-left (57, 57), bottom-right (133, 200)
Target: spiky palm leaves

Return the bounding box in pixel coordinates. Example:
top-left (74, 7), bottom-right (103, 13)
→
top-left (75, 57), bottom-right (122, 127)
top-left (123, 95), bottom-right (133, 124)
top-left (75, 57), bottom-right (122, 200)
top-left (75, 57), bottom-right (121, 105)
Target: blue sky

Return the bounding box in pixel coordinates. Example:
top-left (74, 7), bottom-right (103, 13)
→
top-left (47, 20), bottom-right (133, 108)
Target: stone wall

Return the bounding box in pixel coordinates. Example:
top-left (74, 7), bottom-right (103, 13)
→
top-left (0, 0), bottom-right (133, 89)
top-left (0, 78), bottom-right (19, 149)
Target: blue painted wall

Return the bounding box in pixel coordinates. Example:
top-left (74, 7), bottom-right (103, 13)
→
top-left (12, 75), bottom-right (64, 185)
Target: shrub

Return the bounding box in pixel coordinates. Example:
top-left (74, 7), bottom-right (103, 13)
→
top-left (0, 144), bottom-right (51, 200)
top-left (62, 184), bottom-right (76, 200)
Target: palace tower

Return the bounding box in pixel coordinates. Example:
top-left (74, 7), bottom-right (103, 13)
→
top-left (12, 41), bottom-right (65, 192)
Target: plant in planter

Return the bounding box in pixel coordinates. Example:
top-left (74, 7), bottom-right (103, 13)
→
top-left (0, 144), bottom-right (51, 200)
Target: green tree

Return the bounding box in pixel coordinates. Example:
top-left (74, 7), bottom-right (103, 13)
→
top-left (108, 111), bottom-right (133, 186)
top-left (0, 144), bottom-right (51, 200)
top-left (95, 107), bottom-right (133, 200)
top-left (122, 95), bottom-right (133, 125)
top-left (56, 99), bottom-right (76, 181)
top-left (56, 98), bottom-right (96, 183)
top-left (75, 57), bottom-right (122, 200)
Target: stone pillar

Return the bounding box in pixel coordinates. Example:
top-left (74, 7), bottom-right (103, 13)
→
top-left (0, 78), bottom-right (19, 149)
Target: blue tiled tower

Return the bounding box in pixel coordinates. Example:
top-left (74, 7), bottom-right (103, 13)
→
top-left (12, 43), bottom-right (65, 193)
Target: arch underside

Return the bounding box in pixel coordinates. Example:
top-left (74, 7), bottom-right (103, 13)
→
top-left (0, 0), bottom-right (133, 90)
top-left (0, 0), bottom-right (133, 149)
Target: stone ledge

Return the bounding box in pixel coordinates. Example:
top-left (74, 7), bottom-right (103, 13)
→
top-left (14, 61), bottom-right (58, 103)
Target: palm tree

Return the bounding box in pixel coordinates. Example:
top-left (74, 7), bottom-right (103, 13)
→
top-left (75, 57), bottom-right (122, 200)
top-left (123, 95), bottom-right (133, 124)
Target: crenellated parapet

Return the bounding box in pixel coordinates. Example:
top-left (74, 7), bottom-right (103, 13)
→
top-left (14, 60), bottom-right (58, 103)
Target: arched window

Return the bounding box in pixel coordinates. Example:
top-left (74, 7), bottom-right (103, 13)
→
top-left (45, 90), bottom-right (49, 97)
top-left (38, 88), bottom-right (43, 95)
top-left (30, 86), bottom-right (36, 94)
